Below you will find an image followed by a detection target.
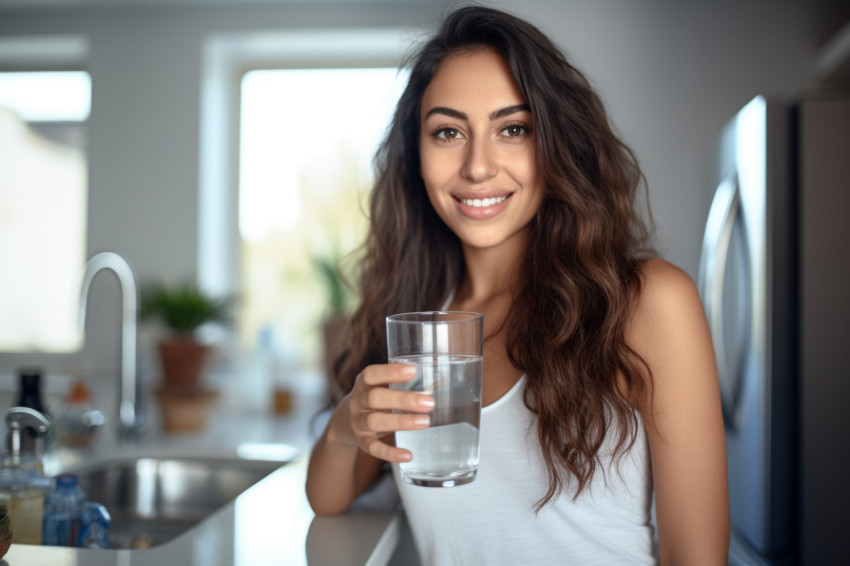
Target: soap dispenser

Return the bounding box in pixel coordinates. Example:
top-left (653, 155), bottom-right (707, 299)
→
top-left (0, 407), bottom-right (53, 544)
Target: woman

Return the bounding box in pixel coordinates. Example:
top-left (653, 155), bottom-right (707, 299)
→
top-left (306, 5), bottom-right (729, 565)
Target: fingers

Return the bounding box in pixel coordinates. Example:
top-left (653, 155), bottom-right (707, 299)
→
top-left (364, 438), bottom-right (414, 463)
top-left (361, 386), bottom-right (435, 414)
top-left (346, 363), bottom-right (433, 463)
top-left (359, 362), bottom-right (417, 387)
top-left (354, 364), bottom-right (434, 413)
top-left (356, 410), bottom-right (430, 435)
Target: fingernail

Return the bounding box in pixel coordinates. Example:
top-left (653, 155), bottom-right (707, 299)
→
top-left (413, 415), bottom-right (430, 426)
top-left (401, 364), bottom-right (417, 376)
top-left (418, 395), bottom-right (435, 409)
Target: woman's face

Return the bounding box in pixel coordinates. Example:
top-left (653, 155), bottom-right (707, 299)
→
top-left (419, 47), bottom-right (544, 254)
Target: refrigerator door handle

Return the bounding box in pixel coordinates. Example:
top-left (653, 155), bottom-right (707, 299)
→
top-left (698, 176), bottom-right (742, 426)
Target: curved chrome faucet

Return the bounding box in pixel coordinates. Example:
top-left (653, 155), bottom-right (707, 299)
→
top-left (78, 251), bottom-right (142, 436)
top-left (4, 406), bottom-right (52, 466)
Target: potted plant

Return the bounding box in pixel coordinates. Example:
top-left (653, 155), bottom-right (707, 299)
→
top-left (140, 281), bottom-right (235, 386)
top-left (140, 281), bottom-right (235, 432)
top-left (313, 253), bottom-right (353, 396)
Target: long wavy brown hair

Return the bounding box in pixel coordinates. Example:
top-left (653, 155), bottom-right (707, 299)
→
top-left (334, 5), bottom-right (656, 508)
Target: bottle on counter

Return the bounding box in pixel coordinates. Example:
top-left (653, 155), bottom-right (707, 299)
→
top-left (0, 406), bottom-right (54, 544)
top-left (17, 368), bottom-right (48, 416)
top-left (42, 474), bottom-right (87, 547)
top-left (271, 334), bottom-right (300, 416)
top-left (76, 502), bottom-right (111, 548)
top-left (0, 467), bottom-right (51, 545)
top-left (56, 379), bottom-right (104, 448)
top-left (14, 368), bottom-right (53, 454)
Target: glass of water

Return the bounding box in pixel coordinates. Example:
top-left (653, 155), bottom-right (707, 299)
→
top-left (386, 311), bottom-right (483, 487)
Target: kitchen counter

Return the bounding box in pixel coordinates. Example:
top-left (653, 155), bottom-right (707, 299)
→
top-left (0, 395), bottom-right (405, 566)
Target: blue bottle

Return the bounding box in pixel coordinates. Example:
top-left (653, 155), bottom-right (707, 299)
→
top-left (76, 502), bottom-right (111, 548)
top-left (42, 474), bottom-right (87, 546)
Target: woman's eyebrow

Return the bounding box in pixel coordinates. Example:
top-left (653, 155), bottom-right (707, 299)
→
top-left (490, 104), bottom-right (530, 120)
top-left (424, 106), bottom-right (467, 120)
top-left (424, 104), bottom-right (530, 122)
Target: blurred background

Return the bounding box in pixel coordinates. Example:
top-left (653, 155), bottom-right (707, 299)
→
top-left (0, 1), bottom-right (848, 561)
top-left (0, 0), bottom-right (846, 405)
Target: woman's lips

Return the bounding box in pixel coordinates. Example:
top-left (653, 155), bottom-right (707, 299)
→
top-left (453, 193), bottom-right (513, 220)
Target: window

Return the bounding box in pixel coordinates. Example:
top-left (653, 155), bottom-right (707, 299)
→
top-left (0, 71), bottom-right (90, 353)
top-left (238, 67), bottom-right (406, 383)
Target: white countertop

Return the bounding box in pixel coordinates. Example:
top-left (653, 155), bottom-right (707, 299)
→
top-left (1, 395), bottom-right (403, 566)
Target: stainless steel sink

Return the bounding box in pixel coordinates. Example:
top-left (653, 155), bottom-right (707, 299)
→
top-left (69, 455), bottom-right (287, 549)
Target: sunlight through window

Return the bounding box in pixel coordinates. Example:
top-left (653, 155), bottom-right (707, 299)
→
top-left (238, 67), bottom-right (406, 391)
top-left (0, 71), bottom-right (89, 353)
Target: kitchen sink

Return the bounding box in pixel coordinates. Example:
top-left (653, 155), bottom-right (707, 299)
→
top-left (69, 455), bottom-right (288, 549)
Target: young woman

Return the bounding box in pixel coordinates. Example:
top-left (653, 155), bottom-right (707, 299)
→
top-left (306, 5), bottom-right (729, 565)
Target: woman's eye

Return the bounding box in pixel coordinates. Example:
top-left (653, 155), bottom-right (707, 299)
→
top-left (502, 124), bottom-right (529, 137)
top-left (434, 127), bottom-right (460, 141)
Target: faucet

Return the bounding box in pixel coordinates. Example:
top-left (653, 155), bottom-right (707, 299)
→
top-left (4, 407), bottom-right (52, 467)
top-left (78, 251), bottom-right (142, 437)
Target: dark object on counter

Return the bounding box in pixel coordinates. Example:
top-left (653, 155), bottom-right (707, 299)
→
top-left (17, 369), bottom-right (49, 416)
top-left (0, 503), bottom-right (11, 558)
top-left (12, 369), bottom-right (53, 454)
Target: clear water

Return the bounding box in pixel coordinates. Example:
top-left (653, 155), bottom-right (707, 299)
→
top-left (390, 354), bottom-right (482, 486)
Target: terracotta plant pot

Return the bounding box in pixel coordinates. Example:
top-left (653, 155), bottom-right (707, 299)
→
top-left (158, 339), bottom-right (211, 385)
top-left (155, 386), bottom-right (219, 433)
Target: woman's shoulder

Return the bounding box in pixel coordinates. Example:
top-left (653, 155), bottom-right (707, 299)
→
top-left (628, 258), bottom-right (707, 350)
top-left (635, 257), bottom-right (697, 303)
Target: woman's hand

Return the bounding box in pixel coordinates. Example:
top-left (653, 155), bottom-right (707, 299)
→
top-left (330, 362), bottom-right (434, 463)
top-left (307, 362), bottom-right (433, 515)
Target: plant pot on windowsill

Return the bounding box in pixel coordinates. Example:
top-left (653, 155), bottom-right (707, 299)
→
top-left (158, 338), bottom-right (212, 386)
top-left (140, 281), bottom-right (235, 385)
top-left (140, 281), bottom-right (235, 431)
top-left (155, 385), bottom-right (219, 432)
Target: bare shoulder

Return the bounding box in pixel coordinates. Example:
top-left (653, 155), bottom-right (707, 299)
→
top-left (636, 257), bottom-right (699, 308)
top-left (628, 261), bottom-right (730, 562)
top-left (627, 258), bottom-right (717, 378)
top-left (629, 258), bottom-right (704, 336)
top-left (627, 257), bottom-right (716, 405)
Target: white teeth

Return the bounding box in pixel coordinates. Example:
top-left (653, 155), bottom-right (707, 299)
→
top-left (460, 195), bottom-right (508, 207)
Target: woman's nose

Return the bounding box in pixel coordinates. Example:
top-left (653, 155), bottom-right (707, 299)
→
top-left (460, 137), bottom-right (498, 182)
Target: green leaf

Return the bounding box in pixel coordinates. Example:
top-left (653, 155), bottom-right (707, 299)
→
top-left (140, 281), bottom-right (236, 336)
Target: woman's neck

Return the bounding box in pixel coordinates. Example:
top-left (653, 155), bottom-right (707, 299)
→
top-left (457, 228), bottom-right (528, 303)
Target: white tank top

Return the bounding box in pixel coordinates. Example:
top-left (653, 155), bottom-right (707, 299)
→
top-left (392, 375), bottom-right (658, 566)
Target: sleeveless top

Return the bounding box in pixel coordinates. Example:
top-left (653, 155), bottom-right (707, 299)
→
top-left (391, 375), bottom-right (658, 565)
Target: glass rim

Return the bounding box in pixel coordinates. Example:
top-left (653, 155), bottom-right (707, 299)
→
top-left (386, 311), bottom-right (483, 324)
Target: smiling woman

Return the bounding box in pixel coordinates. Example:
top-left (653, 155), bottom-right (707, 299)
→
top-left (418, 48), bottom-right (544, 254)
top-left (305, 6), bottom-right (729, 566)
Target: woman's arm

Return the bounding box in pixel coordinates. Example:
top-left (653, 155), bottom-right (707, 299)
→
top-left (305, 363), bottom-right (434, 515)
top-left (629, 258), bottom-right (730, 565)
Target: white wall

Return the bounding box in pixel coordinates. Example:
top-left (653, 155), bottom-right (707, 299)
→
top-left (0, 1), bottom-right (452, 412)
top-left (498, 0), bottom-right (820, 272)
top-left (0, 0), bottom-right (832, 409)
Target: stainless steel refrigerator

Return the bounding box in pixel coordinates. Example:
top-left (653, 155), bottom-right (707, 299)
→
top-left (698, 94), bottom-right (850, 566)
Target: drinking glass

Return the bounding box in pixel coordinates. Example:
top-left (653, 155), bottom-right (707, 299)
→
top-left (386, 311), bottom-right (483, 487)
